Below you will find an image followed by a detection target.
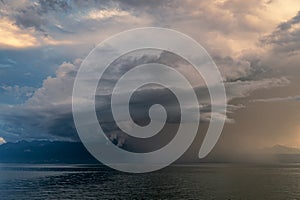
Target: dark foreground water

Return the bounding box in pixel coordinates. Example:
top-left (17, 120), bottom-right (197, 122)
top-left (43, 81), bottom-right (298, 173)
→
top-left (0, 163), bottom-right (300, 200)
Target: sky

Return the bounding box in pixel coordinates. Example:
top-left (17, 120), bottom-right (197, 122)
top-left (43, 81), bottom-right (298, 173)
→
top-left (0, 0), bottom-right (300, 157)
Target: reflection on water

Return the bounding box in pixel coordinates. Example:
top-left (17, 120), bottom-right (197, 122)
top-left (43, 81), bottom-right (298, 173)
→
top-left (1, 163), bottom-right (300, 199)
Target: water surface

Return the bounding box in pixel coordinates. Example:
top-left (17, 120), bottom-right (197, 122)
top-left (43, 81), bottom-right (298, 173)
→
top-left (1, 163), bottom-right (300, 199)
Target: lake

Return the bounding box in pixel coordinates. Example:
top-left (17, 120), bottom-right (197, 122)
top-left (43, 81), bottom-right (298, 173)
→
top-left (1, 163), bottom-right (300, 199)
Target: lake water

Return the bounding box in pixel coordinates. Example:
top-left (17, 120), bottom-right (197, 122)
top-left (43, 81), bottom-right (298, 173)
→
top-left (0, 163), bottom-right (300, 199)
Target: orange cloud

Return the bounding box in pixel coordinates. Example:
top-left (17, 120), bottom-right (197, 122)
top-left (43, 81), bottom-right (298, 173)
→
top-left (0, 18), bottom-right (73, 49)
top-left (0, 18), bottom-right (38, 48)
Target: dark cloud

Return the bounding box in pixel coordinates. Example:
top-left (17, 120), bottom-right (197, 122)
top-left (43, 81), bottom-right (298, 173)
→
top-left (38, 0), bottom-right (71, 13)
top-left (12, 0), bottom-right (139, 29)
top-left (277, 11), bottom-right (300, 31)
top-left (4, 0), bottom-right (115, 34)
top-left (15, 6), bottom-right (46, 31)
top-left (261, 11), bottom-right (300, 54)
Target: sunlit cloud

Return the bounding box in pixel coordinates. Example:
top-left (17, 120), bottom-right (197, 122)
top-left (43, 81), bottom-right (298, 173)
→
top-left (265, 0), bottom-right (300, 22)
top-left (0, 18), bottom-right (73, 49)
top-left (0, 18), bottom-right (38, 48)
top-left (41, 36), bottom-right (74, 46)
top-left (85, 9), bottom-right (130, 20)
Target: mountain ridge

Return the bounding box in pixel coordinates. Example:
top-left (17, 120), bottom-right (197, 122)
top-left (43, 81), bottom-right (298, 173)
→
top-left (0, 140), bottom-right (98, 164)
top-left (1, 141), bottom-right (300, 164)
top-left (261, 144), bottom-right (300, 154)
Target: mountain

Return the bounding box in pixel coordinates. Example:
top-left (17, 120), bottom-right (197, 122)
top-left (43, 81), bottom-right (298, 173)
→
top-left (0, 140), bottom-right (99, 164)
top-left (258, 144), bottom-right (300, 163)
top-left (1, 141), bottom-right (300, 164)
top-left (198, 145), bottom-right (300, 164)
top-left (262, 144), bottom-right (300, 154)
